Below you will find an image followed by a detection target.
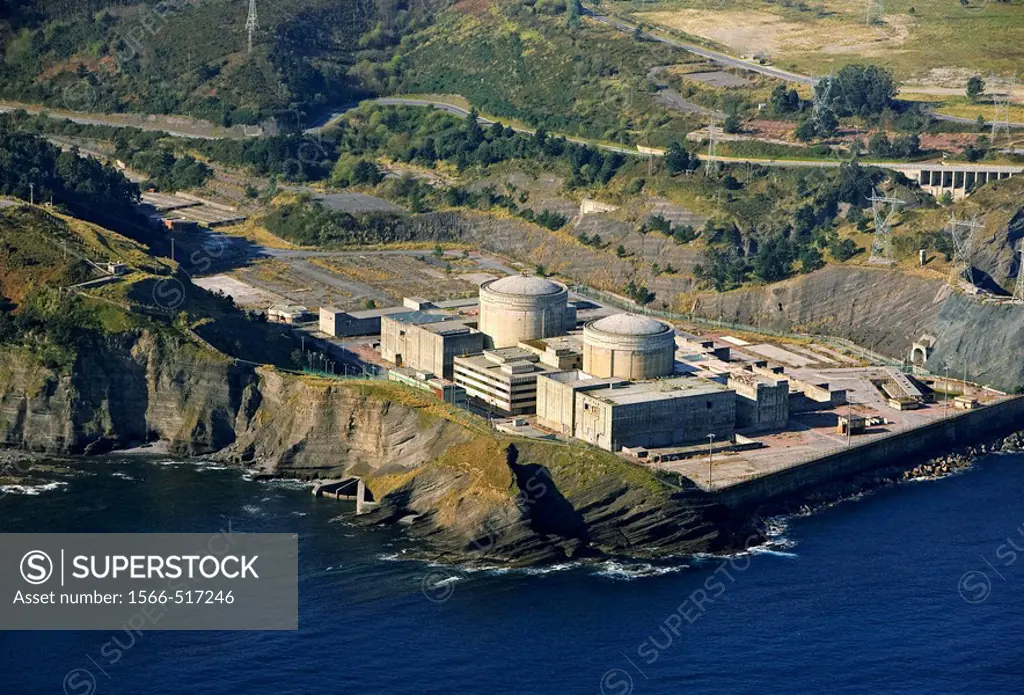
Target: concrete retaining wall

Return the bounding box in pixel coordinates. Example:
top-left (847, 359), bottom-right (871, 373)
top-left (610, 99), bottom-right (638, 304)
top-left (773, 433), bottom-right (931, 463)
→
top-left (716, 396), bottom-right (1024, 509)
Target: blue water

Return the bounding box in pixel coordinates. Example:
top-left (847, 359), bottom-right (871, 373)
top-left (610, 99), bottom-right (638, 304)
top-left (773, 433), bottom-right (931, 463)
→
top-left (2, 454), bottom-right (1024, 695)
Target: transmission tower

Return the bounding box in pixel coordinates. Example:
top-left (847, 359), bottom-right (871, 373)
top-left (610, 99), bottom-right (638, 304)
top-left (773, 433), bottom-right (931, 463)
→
top-left (246, 0), bottom-right (259, 55)
top-left (945, 213), bottom-right (983, 290)
top-left (812, 70), bottom-right (835, 133)
top-left (867, 188), bottom-right (903, 264)
top-left (1013, 240), bottom-right (1024, 303)
top-left (991, 74), bottom-right (1016, 146)
top-left (704, 122), bottom-right (719, 178)
top-left (865, 0), bottom-right (884, 25)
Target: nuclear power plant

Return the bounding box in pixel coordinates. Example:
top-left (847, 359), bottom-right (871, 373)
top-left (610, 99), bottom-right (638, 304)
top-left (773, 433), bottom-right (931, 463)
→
top-left (318, 272), bottom-right (851, 457)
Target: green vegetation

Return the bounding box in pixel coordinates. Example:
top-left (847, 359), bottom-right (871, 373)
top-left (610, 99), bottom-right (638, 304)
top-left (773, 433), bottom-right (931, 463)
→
top-left (0, 204), bottom-right (303, 368)
top-left (0, 120), bottom-right (141, 226)
top-left (0, 0), bottom-right (437, 126)
top-left (692, 161), bottom-right (885, 289)
top-left (392, 0), bottom-right (698, 142)
top-left (264, 198), bottom-right (412, 247)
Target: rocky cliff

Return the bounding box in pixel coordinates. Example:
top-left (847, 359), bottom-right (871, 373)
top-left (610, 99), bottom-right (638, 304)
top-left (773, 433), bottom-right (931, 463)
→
top-left (0, 332), bottom-right (755, 564)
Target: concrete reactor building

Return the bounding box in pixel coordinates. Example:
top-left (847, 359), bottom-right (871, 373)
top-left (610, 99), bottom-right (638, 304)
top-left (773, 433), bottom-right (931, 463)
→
top-left (582, 314), bottom-right (675, 380)
top-left (478, 276), bottom-right (575, 348)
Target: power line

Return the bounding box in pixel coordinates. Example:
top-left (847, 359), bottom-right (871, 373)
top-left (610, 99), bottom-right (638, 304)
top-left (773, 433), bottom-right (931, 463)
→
top-left (946, 213), bottom-right (983, 290)
top-left (246, 0), bottom-right (259, 55)
top-left (704, 122), bottom-right (719, 178)
top-left (867, 188), bottom-right (902, 264)
top-left (991, 73), bottom-right (1016, 146)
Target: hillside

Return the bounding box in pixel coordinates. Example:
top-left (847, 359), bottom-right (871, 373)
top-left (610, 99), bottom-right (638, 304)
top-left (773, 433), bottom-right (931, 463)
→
top-left (0, 0), bottom-right (438, 126)
top-left (393, 0), bottom-right (700, 141)
top-left (624, 0), bottom-right (1024, 83)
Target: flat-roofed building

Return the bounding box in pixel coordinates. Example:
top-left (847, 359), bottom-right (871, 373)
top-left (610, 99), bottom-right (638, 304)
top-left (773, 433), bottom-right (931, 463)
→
top-left (517, 334), bottom-right (584, 371)
top-left (381, 311), bottom-right (485, 379)
top-left (453, 347), bottom-right (562, 415)
top-left (573, 377), bottom-right (735, 452)
top-left (268, 304), bottom-right (308, 324)
top-left (536, 371), bottom-right (627, 436)
top-left (728, 373), bottom-right (789, 432)
top-left (319, 304), bottom-right (411, 337)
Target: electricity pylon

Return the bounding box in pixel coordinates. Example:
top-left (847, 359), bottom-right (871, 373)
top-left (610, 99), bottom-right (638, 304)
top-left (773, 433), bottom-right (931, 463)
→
top-left (246, 0), bottom-right (259, 55)
top-left (867, 188), bottom-right (903, 264)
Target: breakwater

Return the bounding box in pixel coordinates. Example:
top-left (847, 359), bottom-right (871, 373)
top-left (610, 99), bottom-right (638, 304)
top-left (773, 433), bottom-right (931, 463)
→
top-left (715, 396), bottom-right (1024, 509)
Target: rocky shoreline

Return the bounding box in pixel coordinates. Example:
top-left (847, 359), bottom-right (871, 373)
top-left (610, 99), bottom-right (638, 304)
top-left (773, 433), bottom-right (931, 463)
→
top-left (758, 429), bottom-right (1024, 521)
top-left (2, 416), bottom-right (1023, 568)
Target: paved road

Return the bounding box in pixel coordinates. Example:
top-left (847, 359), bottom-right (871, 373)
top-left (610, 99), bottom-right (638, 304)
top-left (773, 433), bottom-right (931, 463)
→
top-left (582, 6), bottom-right (813, 86)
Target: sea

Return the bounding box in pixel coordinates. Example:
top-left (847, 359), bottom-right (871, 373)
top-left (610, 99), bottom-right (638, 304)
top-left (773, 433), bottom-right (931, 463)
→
top-left (1, 453), bottom-right (1023, 695)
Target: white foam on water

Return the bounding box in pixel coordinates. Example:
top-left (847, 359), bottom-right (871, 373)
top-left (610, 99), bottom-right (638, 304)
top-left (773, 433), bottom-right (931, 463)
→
top-left (594, 560), bottom-right (689, 581)
top-left (0, 481), bottom-right (67, 495)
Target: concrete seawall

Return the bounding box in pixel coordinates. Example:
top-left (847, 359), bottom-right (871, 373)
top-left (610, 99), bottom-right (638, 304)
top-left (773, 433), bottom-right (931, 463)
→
top-left (715, 396), bottom-right (1024, 509)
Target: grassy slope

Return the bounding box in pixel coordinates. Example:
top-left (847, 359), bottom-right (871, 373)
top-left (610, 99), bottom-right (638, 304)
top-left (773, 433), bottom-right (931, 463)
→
top-left (395, 1), bottom-right (699, 142)
top-left (625, 0), bottom-right (1024, 82)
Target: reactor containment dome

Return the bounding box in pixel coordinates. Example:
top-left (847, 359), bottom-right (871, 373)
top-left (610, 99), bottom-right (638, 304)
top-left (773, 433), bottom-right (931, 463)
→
top-left (583, 313), bottom-right (675, 380)
top-left (478, 276), bottom-right (574, 348)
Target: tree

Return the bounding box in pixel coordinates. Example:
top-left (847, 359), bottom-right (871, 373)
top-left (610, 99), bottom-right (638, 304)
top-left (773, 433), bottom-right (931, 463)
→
top-left (798, 245), bottom-right (825, 273)
top-left (816, 108), bottom-right (839, 137)
top-left (795, 119), bottom-right (817, 142)
top-left (829, 238), bottom-right (859, 261)
top-left (616, 244), bottom-right (627, 258)
top-left (665, 141), bottom-right (692, 174)
top-left (723, 113), bottom-right (742, 134)
top-left (770, 84), bottom-right (801, 115)
top-left (966, 75), bottom-right (986, 103)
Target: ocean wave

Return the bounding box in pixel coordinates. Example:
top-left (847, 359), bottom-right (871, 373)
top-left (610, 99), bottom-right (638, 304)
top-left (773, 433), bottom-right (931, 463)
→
top-left (259, 478), bottom-right (314, 490)
top-left (593, 560), bottom-right (689, 581)
top-left (109, 471), bottom-right (137, 481)
top-left (0, 481), bottom-right (67, 496)
top-left (241, 504), bottom-right (266, 517)
top-left (750, 546), bottom-right (799, 559)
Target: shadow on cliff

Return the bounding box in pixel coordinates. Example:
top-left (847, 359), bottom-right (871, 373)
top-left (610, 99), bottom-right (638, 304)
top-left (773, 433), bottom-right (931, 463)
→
top-left (506, 444), bottom-right (590, 546)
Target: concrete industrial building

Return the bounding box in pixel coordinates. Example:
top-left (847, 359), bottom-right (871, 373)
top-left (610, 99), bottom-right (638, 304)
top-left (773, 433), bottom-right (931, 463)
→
top-left (728, 373), bottom-right (789, 432)
top-left (517, 334), bottom-right (584, 371)
top-left (380, 311), bottom-right (485, 379)
top-left (571, 378), bottom-right (736, 452)
top-left (536, 371), bottom-right (628, 436)
top-left (582, 314), bottom-right (676, 380)
top-left (453, 347), bottom-right (562, 415)
top-left (478, 276), bottom-right (576, 348)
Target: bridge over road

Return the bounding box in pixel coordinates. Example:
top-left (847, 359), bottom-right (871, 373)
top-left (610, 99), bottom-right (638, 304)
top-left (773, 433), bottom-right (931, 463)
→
top-left (884, 163), bottom-right (1023, 200)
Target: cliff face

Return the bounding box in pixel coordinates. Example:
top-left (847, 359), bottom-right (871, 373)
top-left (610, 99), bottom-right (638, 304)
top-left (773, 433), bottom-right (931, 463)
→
top-left (0, 332), bottom-right (246, 454)
top-left (692, 265), bottom-right (1024, 392)
top-left (0, 333), bottom-right (753, 563)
